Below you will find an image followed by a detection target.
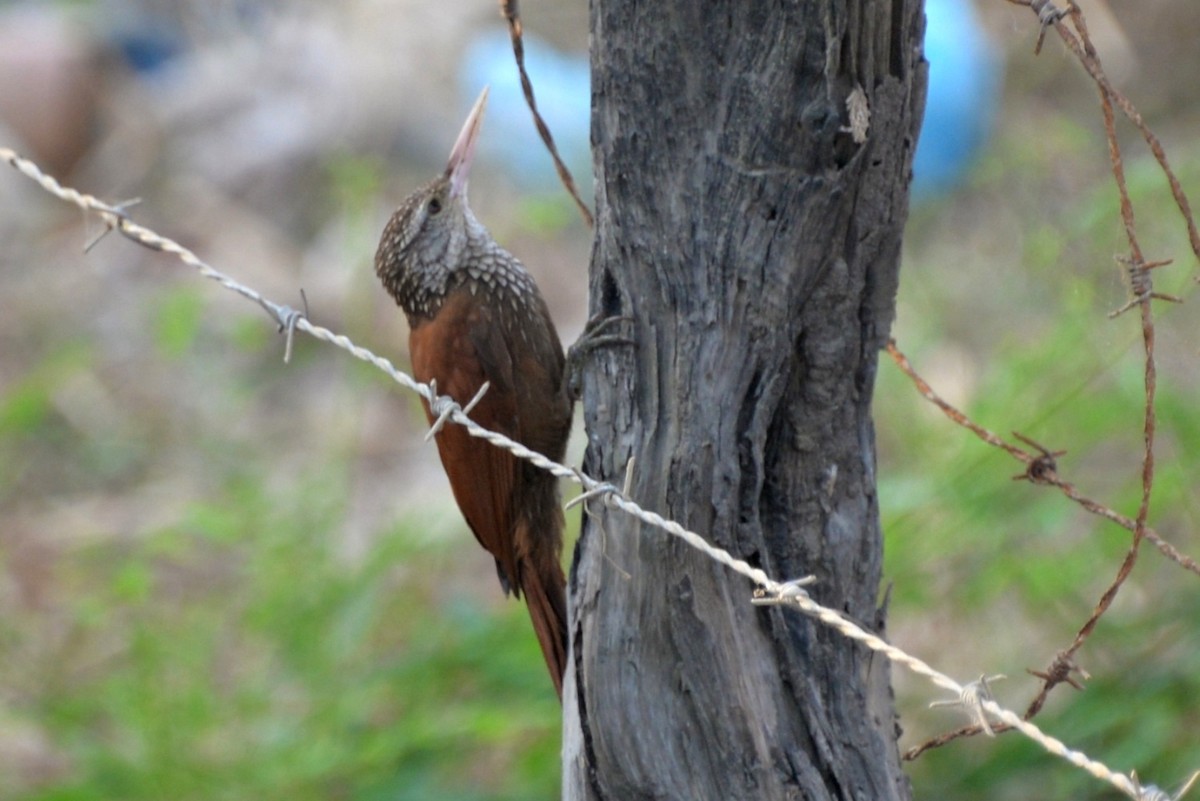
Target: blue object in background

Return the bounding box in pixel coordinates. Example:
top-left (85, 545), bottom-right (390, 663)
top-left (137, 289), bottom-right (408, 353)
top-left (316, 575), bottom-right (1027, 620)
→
top-left (108, 1), bottom-right (271, 77)
top-left (116, 28), bottom-right (181, 74)
top-left (107, 0), bottom-right (996, 197)
top-left (465, 2), bottom-right (1001, 199)
top-left (912, 0), bottom-right (1001, 199)
top-left (460, 31), bottom-right (592, 192)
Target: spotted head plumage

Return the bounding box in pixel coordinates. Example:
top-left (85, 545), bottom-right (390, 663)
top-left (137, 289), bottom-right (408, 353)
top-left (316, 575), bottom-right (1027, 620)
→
top-left (375, 88), bottom-right (500, 320)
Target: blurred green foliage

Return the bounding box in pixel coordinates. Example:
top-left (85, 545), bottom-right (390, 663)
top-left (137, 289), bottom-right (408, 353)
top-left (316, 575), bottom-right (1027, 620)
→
top-left (154, 287), bottom-right (206, 360)
top-left (879, 115), bottom-right (1200, 798)
top-left (4, 469), bottom-right (560, 801)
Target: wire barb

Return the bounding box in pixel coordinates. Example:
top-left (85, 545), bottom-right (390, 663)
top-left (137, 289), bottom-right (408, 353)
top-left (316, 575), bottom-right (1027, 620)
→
top-left (750, 576), bottom-right (818, 606)
top-left (1009, 0), bottom-right (1069, 55)
top-left (1011, 431), bottom-right (1067, 484)
top-left (563, 479), bottom-right (619, 512)
top-left (618, 455), bottom-right (635, 498)
top-left (1027, 650), bottom-right (1091, 694)
top-left (931, 674), bottom-right (1006, 736)
top-left (272, 289), bottom-right (310, 365)
top-left (1133, 770), bottom-right (1200, 801)
top-left (425, 380), bottom-right (492, 442)
top-left (83, 197), bottom-right (141, 253)
top-left (1109, 256), bottom-right (1182, 319)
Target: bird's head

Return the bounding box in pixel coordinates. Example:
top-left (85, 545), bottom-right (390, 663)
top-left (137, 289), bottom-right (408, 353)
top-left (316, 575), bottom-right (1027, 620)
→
top-left (375, 87), bottom-right (490, 316)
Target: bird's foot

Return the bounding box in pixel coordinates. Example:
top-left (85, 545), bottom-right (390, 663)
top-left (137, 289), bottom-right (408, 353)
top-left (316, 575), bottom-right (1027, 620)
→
top-left (565, 314), bottom-right (635, 403)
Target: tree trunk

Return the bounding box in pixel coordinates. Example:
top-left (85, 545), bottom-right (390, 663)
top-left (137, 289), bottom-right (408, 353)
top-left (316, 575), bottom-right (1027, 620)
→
top-left (564, 1), bottom-right (926, 799)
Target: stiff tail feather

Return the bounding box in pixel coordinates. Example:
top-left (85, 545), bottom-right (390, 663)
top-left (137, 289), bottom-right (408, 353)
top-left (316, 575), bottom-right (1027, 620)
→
top-left (520, 559), bottom-right (569, 700)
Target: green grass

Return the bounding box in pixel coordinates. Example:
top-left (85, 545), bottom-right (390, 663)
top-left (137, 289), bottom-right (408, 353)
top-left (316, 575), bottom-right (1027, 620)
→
top-left (3, 469), bottom-right (560, 801)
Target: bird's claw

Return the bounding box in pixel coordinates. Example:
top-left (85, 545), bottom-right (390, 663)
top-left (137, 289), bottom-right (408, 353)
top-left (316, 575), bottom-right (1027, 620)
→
top-left (565, 314), bottom-right (636, 402)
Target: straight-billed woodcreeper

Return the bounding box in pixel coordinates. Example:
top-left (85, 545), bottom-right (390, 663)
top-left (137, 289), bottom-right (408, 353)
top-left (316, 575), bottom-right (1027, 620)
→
top-left (374, 88), bottom-right (571, 698)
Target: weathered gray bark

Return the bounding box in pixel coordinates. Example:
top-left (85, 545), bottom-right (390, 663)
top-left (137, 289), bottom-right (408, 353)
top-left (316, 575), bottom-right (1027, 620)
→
top-left (564, 1), bottom-right (926, 799)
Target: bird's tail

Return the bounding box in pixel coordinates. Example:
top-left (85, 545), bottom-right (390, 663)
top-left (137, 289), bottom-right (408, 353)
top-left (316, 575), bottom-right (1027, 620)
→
top-left (520, 553), bottom-right (569, 700)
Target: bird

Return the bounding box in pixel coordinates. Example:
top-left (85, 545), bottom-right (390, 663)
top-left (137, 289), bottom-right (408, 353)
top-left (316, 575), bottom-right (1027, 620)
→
top-left (374, 87), bottom-right (572, 698)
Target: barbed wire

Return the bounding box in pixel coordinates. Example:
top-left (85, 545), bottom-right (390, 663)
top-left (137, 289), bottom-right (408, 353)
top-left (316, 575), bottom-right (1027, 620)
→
top-left (495, 2), bottom-right (1196, 785)
top-left (3, 144), bottom-right (1188, 800)
top-left (498, 0), bottom-right (594, 229)
top-left (888, 0), bottom-right (1200, 762)
top-left (1008, 0), bottom-right (1200, 265)
top-left (885, 343), bottom-right (1199, 578)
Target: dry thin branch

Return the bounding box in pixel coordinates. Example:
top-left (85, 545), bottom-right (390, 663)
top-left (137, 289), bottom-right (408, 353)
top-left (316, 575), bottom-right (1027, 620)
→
top-left (1, 144), bottom-right (1170, 800)
top-left (498, 0), bottom-right (594, 228)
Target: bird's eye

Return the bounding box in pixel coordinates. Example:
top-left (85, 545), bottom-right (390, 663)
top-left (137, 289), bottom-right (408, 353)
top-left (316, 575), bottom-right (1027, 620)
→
top-left (428, 196), bottom-right (443, 215)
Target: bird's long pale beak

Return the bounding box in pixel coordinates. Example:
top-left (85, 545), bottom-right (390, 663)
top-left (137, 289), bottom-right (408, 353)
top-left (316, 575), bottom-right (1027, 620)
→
top-left (446, 87), bottom-right (489, 200)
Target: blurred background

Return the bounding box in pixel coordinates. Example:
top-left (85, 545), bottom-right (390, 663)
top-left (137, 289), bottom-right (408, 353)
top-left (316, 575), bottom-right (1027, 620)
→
top-left (0, 0), bottom-right (1197, 799)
